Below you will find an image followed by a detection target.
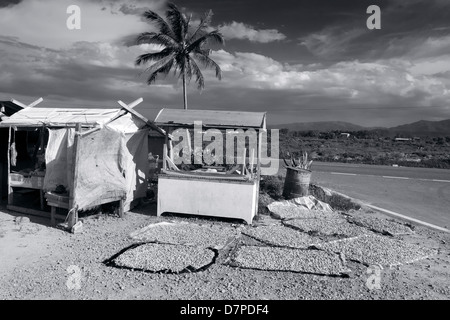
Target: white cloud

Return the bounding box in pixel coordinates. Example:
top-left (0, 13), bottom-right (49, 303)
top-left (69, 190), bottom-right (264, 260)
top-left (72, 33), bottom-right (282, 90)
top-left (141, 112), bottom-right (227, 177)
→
top-left (299, 27), bottom-right (366, 59)
top-left (218, 21), bottom-right (286, 43)
top-left (210, 49), bottom-right (450, 109)
top-left (0, 35), bottom-right (181, 103)
top-left (0, 0), bottom-right (165, 49)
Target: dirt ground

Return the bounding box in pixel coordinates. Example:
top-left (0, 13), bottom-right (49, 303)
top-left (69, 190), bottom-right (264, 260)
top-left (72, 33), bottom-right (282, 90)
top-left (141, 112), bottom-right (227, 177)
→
top-left (0, 200), bottom-right (449, 300)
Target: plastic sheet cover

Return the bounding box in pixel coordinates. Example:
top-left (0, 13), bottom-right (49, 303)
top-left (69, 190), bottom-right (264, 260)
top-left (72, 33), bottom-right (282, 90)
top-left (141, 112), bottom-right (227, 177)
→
top-left (44, 123), bottom-right (149, 211)
top-left (73, 126), bottom-right (128, 210)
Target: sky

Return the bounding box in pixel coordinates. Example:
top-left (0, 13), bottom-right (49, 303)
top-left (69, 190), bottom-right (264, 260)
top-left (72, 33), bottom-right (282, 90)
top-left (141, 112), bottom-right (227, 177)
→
top-left (0, 0), bottom-right (449, 127)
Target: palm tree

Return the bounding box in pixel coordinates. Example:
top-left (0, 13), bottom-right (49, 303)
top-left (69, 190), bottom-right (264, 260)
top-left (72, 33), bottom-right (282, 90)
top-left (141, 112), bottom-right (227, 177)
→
top-left (135, 3), bottom-right (225, 110)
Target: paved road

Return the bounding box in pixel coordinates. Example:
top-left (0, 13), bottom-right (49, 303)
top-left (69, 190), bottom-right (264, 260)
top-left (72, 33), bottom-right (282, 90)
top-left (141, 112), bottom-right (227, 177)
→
top-left (307, 162), bottom-right (450, 229)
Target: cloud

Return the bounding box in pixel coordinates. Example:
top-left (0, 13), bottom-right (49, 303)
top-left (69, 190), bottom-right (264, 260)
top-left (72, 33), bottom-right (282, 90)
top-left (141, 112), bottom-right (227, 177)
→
top-left (299, 0), bottom-right (450, 63)
top-left (209, 49), bottom-right (450, 115)
top-left (0, 0), bottom-right (165, 49)
top-left (299, 27), bottom-right (367, 60)
top-left (0, 0), bottom-right (448, 127)
top-left (0, 0), bottom-right (22, 8)
top-left (218, 21), bottom-right (286, 43)
top-left (2, 30), bottom-right (447, 126)
top-left (0, 35), bottom-right (180, 106)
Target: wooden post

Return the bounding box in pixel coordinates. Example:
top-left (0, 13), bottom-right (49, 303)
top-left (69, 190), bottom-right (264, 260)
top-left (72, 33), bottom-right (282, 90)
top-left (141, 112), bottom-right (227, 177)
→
top-left (169, 139), bottom-right (174, 162)
top-left (7, 126), bottom-right (12, 205)
top-left (118, 198), bottom-right (124, 218)
top-left (168, 128), bottom-right (174, 162)
top-left (68, 124), bottom-right (81, 230)
top-left (163, 134), bottom-right (168, 171)
top-left (186, 128), bottom-right (192, 156)
top-left (0, 164), bottom-right (2, 203)
top-left (242, 147), bottom-right (247, 175)
top-left (249, 148), bottom-right (255, 178)
top-left (40, 190), bottom-right (44, 211)
top-left (39, 127), bottom-right (45, 212)
top-left (255, 130), bottom-right (263, 216)
top-left (50, 206), bottom-right (56, 226)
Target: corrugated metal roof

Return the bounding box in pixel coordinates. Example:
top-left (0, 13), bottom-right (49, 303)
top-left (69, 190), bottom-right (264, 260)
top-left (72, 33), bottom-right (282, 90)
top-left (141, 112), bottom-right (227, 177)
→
top-left (154, 108), bottom-right (266, 129)
top-left (0, 107), bottom-right (121, 127)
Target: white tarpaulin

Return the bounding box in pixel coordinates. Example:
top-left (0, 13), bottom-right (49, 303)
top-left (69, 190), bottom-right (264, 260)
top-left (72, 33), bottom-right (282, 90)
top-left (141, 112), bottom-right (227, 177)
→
top-left (44, 122), bottom-right (150, 212)
top-left (268, 195), bottom-right (333, 213)
top-left (120, 129), bottom-right (148, 211)
top-left (44, 128), bottom-right (75, 193)
top-left (73, 126), bottom-right (128, 210)
top-left (267, 195), bottom-right (335, 220)
top-left (108, 114), bottom-right (149, 211)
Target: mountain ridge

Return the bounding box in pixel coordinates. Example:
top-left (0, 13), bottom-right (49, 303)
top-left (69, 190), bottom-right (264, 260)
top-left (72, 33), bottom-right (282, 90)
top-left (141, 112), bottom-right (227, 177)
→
top-left (270, 119), bottom-right (450, 137)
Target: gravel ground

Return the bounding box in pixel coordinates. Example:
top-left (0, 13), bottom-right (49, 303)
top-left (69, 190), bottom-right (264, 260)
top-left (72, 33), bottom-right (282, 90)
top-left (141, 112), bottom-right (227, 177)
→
top-left (269, 206), bottom-right (342, 220)
top-left (315, 234), bottom-right (438, 267)
top-left (347, 215), bottom-right (414, 236)
top-left (129, 221), bottom-right (242, 249)
top-left (283, 218), bottom-right (371, 238)
top-left (231, 246), bottom-right (350, 276)
top-left (242, 224), bottom-right (325, 248)
top-left (1, 202), bottom-right (449, 300)
top-left (111, 243), bottom-right (217, 273)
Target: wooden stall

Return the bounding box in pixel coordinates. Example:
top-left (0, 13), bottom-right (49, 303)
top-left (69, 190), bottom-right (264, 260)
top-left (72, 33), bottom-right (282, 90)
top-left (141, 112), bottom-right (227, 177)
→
top-left (154, 109), bottom-right (266, 224)
top-left (0, 98), bottom-right (165, 229)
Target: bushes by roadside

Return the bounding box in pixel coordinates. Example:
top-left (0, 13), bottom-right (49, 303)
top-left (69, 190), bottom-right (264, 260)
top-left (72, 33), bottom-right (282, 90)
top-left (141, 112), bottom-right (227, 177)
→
top-left (258, 174), bottom-right (361, 214)
top-left (259, 175), bottom-right (284, 200)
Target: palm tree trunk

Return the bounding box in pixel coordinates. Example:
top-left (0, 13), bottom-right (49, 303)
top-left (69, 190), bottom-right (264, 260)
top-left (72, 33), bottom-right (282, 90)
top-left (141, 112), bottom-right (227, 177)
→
top-left (182, 65), bottom-right (187, 110)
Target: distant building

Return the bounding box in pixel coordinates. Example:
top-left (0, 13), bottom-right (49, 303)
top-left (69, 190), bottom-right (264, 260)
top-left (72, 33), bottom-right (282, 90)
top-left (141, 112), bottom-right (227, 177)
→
top-left (340, 133), bottom-right (350, 138)
top-left (394, 137), bottom-right (412, 141)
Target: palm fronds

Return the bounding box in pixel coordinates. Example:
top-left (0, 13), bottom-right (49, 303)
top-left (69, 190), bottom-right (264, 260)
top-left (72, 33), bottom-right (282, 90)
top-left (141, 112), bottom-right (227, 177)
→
top-left (135, 2), bottom-right (225, 109)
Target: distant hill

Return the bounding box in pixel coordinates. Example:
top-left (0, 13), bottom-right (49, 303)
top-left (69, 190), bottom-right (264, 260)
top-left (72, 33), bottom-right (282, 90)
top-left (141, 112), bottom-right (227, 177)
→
top-left (272, 119), bottom-right (450, 137)
top-left (388, 119), bottom-right (450, 137)
top-left (271, 121), bottom-right (366, 132)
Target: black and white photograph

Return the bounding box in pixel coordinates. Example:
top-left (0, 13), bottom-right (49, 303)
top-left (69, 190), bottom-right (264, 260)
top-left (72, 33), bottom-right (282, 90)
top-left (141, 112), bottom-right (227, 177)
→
top-left (0, 0), bottom-right (449, 305)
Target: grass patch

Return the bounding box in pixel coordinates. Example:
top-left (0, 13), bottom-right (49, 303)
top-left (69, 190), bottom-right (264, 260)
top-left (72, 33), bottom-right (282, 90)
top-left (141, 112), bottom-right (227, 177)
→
top-left (326, 194), bottom-right (361, 211)
top-left (259, 175), bottom-right (284, 200)
top-left (309, 184), bottom-right (361, 211)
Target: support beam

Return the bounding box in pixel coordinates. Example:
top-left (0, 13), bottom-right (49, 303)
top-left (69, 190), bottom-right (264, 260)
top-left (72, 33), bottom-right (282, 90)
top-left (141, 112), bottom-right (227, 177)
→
top-left (117, 98), bottom-right (166, 136)
top-left (163, 137), bottom-right (168, 171)
top-left (242, 147), bottom-right (247, 175)
top-left (7, 127), bottom-right (12, 205)
top-left (255, 129), bottom-right (264, 216)
top-left (117, 97), bottom-right (143, 109)
top-left (249, 148), bottom-right (255, 178)
top-left (10, 99), bottom-right (27, 109)
top-left (68, 123), bottom-right (81, 230)
top-left (26, 97), bottom-right (43, 108)
top-left (10, 97), bottom-right (43, 109)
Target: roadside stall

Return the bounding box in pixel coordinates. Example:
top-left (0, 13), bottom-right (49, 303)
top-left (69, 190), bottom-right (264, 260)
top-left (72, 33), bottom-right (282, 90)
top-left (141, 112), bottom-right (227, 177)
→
top-left (0, 98), bottom-right (165, 229)
top-left (154, 109), bottom-right (266, 224)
